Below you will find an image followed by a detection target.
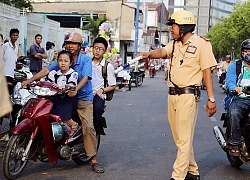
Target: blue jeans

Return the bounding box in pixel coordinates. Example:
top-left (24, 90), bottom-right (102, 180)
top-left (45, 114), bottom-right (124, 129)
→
top-left (229, 98), bottom-right (250, 144)
top-left (93, 95), bottom-right (105, 134)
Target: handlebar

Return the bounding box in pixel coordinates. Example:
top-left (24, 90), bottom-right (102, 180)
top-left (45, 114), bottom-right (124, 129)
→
top-left (230, 86), bottom-right (250, 96)
top-left (29, 81), bottom-right (76, 97)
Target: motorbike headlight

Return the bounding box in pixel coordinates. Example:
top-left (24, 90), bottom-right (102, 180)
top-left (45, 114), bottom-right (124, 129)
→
top-left (20, 94), bottom-right (36, 106)
top-left (51, 122), bottom-right (64, 142)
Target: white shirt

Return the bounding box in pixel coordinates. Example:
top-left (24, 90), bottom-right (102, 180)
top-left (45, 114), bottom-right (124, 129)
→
top-left (2, 41), bottom-right (18, 78)
top-left (48, 68), bottom-right (78, 86)
top-left (92, 59), bottom-right (116, 94)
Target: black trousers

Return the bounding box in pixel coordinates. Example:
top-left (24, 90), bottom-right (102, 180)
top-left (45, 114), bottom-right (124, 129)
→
top-left (93, 95), bottom-right (105, 134)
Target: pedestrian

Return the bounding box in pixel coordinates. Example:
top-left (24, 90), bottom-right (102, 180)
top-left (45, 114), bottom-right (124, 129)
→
top-left (92, 37), bottom-right (116, 135)
top-left (138, 10), bottom-right (217, 180)
top-left (219, 55), bottom-right (232, 87)
top-left (0, 39), bottom-right (13, 143)
top-left (80, 46), bottom-right (85, 54)
top-left (29, 34), bottom-right (48, 75)
top-left (21, 32), bottom-right (104, 173)
top-left (2, 28), bottom-right (20, 94)
top-left (43, 41), bottom-right (55, 67)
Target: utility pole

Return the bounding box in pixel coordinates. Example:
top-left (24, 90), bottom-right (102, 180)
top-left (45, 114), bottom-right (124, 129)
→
top-left (159, 1), bottom-right (163, 48)
top-left (133, 0), bottom-right (140, 58)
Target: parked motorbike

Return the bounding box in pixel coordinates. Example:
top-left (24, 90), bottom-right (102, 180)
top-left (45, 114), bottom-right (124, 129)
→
top-left (130, 68), bottom-right (145, 87)
top-left (213, 87), bottom-right (250, 168)
top-left (115, 56), bottom-right (143, 90)
top-left (2, 81), bottom-right (102, 179)
top-left (3, 56), bottom-right (35, 136)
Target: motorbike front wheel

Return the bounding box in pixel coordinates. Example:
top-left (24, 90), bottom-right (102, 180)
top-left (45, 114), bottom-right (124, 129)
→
top-left (73, 133), bottom-right (101, 165)
top-left (3, 133), bottom-right (31, 180)
top-left (137, 75), bottom-right (143, 86)
top-left (226, 151), bottom-right (243, 167)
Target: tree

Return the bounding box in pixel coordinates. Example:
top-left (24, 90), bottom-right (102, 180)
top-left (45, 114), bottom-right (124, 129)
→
top-left (206, 1), bottom-right (250, 60)
top-left (0, 0), bottom-right (33, 12)
top-left (81, 16), bottom-right (107, 42)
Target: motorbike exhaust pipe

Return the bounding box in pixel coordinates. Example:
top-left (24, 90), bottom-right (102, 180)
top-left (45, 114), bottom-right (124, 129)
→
top-left (213, 126), bottom-right (227, 151)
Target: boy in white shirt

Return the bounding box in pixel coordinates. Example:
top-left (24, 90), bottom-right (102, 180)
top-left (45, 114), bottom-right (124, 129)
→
top-left (91, 37), bottom-right (116, 134)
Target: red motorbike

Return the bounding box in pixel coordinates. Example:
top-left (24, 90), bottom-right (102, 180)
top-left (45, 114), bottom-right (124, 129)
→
top-left (2, 81), bottom-right (102, 179)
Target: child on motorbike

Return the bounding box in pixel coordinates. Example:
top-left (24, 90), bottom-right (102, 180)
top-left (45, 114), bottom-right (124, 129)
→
top-left (47, 50), bottom-right (79, 136)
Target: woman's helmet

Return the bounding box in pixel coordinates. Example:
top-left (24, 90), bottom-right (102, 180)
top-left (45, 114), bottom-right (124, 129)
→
top-left (64, 32), bottom-right (83, 44)
top-left (166, 10), bottom-right (196, 35)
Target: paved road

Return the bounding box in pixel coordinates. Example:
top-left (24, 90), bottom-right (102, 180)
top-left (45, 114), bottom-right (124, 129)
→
top-left (1, 71), bottom-right (250, 180)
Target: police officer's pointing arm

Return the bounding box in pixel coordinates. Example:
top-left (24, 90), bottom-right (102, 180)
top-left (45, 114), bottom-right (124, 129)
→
top-left (138, 48), bottom-right (168, 59)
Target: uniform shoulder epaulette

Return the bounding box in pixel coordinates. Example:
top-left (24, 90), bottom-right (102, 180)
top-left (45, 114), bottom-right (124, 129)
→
top-left (199, 36), bottom-right (210, 41)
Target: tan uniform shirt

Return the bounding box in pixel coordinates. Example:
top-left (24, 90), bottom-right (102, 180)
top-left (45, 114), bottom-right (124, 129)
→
top-left (0, 44), bottom-right (12, 117)
top-left (163, 34), bottom-right (217, 87)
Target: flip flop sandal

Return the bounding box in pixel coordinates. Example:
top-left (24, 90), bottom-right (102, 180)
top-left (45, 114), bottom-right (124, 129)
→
top-left (92, 163), bottom-right (105, 173)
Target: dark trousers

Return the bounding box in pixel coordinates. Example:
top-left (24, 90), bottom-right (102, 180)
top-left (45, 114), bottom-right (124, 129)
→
top-left (93, 95), bottom-right (105, 134)
top-left (219, 72), bottom-right (226, 84)
top-left (229, 98), bottom-right (250, 144)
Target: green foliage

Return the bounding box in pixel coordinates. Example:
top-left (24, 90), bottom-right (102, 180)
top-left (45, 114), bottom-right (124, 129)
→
top-left (206, 1), bottom-right (250, 59)
top-left (81, 16), bottom-right (107, 39)
top-left (0, 0), bottom-right (33, 12)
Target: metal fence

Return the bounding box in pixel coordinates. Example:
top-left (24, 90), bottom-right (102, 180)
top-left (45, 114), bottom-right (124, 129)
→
top-left (0, 2), bottom-right (65, 55)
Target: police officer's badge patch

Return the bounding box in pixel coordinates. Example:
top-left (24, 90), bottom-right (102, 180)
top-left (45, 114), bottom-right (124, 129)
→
top-left (186, 46), bottom-right (197, 54)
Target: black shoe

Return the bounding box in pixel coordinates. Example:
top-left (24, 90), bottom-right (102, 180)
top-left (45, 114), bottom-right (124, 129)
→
top-left (185, 172), bottom-right (200, 180)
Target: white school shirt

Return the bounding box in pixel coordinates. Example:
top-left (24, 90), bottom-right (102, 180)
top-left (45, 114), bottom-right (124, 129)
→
top-left (2, 42), bottom-right (18, 78)
top-left (92, 59), bottom-right (116, 94)
top-left (48, 68), bottom-right (78, 86)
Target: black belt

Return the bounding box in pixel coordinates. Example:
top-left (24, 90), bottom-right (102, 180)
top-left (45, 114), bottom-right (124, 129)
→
top-left (169, 86), bottom-right (200, 96)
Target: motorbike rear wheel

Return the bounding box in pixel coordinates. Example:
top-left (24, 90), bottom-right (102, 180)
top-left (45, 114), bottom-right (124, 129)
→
top-left (226, 151), bottom-right (243, 167)
top-left (3, 133), bottom-right (31, 180)
top-left (73, 133), bottom-right (101, 165)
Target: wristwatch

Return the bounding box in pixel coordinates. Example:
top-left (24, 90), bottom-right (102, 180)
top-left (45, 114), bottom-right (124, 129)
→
top-left (208, 98), bottom-right (215, 103)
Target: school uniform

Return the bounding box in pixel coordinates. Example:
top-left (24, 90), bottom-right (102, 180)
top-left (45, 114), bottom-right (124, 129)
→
top-left (47, 68), bottom-right (78, 121)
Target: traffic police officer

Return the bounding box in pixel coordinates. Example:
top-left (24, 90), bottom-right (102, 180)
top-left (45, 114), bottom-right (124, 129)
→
top-left (139, 10), bottom-right (217, 180)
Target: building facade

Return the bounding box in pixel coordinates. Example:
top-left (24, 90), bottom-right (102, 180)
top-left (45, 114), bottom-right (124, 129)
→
top-left (156, 0), bottom-right (246, 36)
